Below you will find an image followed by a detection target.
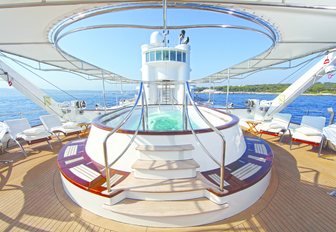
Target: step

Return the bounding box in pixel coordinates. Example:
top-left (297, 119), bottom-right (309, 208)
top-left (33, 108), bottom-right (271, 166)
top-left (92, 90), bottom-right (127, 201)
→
top-left (111, 172), bottom-right (212, 201)
top-left (136, 144), bottom-right (194, 152)
top-left (103, 198), bottom-right (229, 227)
top-left (137, 144), bottom-right (194, 160)
top-left (132, 159), bottom-right (199, 179)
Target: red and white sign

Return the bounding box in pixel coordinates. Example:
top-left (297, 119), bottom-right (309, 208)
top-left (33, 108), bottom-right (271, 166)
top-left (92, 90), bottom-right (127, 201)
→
top-left (324, 58), bottom-right (330, 65)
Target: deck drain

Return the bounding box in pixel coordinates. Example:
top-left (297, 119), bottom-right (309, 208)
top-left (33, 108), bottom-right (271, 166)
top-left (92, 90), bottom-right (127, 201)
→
top-left (328, 190), bottom-right (336, 197)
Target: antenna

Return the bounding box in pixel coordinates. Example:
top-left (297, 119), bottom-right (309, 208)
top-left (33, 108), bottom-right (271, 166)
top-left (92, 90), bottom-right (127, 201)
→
top-left (162, 0), bottom-right (168, 46)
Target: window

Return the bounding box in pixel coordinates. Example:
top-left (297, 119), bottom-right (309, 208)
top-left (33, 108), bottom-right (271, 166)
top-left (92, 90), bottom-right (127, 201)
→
top-left (163, 50), bottom-right (169, 60)
top-left (156, 50), bottom-right (162, 61)
top-left (170, 51), bottom-right (176, 61)
top-left (150, 51), bottom-right (155, 61)
top-left (146, 52), bottom-right (150, 62)
top-left (146, 50), bottom-right (186, 63)
top-left (177, 51), bottom-right (182, 62)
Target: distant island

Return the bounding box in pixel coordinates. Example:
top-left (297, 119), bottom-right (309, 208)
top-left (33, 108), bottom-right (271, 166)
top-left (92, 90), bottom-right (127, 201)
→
top-left (195, 82), bottom-right (336, 95)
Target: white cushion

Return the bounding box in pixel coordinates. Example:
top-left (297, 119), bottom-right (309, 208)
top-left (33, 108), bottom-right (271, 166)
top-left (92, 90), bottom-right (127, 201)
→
top-left (22, 127), bottom-right (45, 136)
top-left (63, 122), bottom-right (78, 129)
top-left (295, 127), bottom-right (321, 136)
top-left (268, 123), bottom-right (283, 129)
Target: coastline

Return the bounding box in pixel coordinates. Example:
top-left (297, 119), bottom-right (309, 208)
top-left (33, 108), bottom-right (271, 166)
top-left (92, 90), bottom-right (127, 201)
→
top-left (195, 90), bottom-right (336, 96)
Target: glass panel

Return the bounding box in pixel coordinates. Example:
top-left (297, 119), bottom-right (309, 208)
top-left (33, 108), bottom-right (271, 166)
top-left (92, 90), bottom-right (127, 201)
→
top-left (146, 52), bottom-right (150, 62)
top-left (156, 50), bottom-right (162, 61)
top-left (182, 52), bottom-right (186, 62)
top-left (177, 51), bottom-right (182, 62)
top-left (150, 51), bottom-right (155, 61)
top-left (170, 51), bottom-right (176, 61)
top-left (163, 50), bottom-right (169, 60)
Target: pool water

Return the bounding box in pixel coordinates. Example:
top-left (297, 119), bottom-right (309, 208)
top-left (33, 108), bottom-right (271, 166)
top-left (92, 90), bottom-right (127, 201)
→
top-left (148, 111), bottom-right (183, 131)
top-left (118, 108), bottom-right (203, 131)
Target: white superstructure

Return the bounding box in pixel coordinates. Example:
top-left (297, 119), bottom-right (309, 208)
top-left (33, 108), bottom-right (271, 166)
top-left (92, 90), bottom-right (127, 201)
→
top-left (141, 31), bottom-right (190, 104)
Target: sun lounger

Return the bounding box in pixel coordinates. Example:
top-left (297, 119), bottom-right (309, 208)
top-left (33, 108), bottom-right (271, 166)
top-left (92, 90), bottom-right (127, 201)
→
top-left (0, 122), bottom-right (8, 153)
top-left (4, 118), bottom-right (52, 156)
top-left (256, 113), bottom-right (292, 142)
top-left (290, 115), bottom-right (326, 156)
top-left (39, 115), bottom-right (83, 141)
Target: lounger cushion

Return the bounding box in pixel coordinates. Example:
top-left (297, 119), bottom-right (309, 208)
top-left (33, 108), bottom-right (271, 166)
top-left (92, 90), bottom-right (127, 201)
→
top-left (22, 127), bottom-right (46, 136)
top-left (295, 127), bottom-right (321, 136)
top-left (63, 122), bottom-right (79, 129)
top-left (268, 123), bottom-right (283, 129)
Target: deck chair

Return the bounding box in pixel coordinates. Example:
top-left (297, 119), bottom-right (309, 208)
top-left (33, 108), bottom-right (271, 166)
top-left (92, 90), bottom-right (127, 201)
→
top-left (290, 116), bottom-right (326, 156)
top-left (0, 122), bottom-right (13, 163)
top-left (0, 122), bottom-right (8, 153)
top-left (256, 113), bottom-right (292, 142)
top-left (39, 115), bottom-right (83, 141)
top-left (4, 118), bottom-right (52, 156)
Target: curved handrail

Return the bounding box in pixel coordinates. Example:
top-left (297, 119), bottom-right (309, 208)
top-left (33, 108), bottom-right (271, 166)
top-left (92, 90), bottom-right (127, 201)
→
top-left (105, 85), bottom-right (148, 171)
top-left (102, 82), bottom-right (144, 193)
top-left (185, 81), bottom-right (227, 192)
top-left (185, 107), bottom-right (221, 167)
top-left (106, 99), bottom-right (145, 170)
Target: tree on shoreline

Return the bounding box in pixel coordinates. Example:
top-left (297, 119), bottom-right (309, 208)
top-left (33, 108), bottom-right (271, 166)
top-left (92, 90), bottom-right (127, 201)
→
top-left (195, 82), bottom-right (336, 94)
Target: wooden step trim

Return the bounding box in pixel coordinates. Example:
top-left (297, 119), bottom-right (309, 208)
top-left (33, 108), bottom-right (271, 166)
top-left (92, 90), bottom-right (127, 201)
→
top-left (136, 144), bottom-right (194, 152)
top-left (58, 139), bottom-right (130, 197)
top-left (111, 172), bottom-right (211, 192)
top-left (103, 198), bottom-right (229, 217)
top-left (201, 136), bottom-right (274, 196)
top-left (132, 159), bottom-right (200, 170)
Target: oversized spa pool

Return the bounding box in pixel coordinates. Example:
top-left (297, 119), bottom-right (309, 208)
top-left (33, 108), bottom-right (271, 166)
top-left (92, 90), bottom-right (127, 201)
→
top-left (147, 110), bottom-right (196, 131)
top-left (100, 105), bottom-right (230, 132)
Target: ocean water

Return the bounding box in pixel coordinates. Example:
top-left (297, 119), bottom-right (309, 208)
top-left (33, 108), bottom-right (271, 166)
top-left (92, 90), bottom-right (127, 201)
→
top-left (0, 88), bottom-right (335, 126)
top-left (0, 88), bottom-right (135, 126)
top-left (197, 92), bottom-right (336, 124)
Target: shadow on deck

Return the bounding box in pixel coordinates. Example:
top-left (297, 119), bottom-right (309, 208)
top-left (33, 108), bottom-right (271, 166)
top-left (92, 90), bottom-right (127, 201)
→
top-left (0, 134), bottom-right (335, 231)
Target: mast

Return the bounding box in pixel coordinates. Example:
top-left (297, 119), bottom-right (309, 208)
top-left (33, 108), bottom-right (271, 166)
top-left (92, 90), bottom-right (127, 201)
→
top-left (162, 0), bottom-right (168, 46)
top-left (0, 57), bottom-right (88, 122)
top-left (0, 58), bottom-right (63, 117)
top-left (266, 51), bottom-right (336, 117)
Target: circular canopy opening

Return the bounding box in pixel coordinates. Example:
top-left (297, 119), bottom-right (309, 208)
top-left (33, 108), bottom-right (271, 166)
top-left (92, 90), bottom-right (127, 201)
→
top-left (50, 3), bottom-right (277, 81)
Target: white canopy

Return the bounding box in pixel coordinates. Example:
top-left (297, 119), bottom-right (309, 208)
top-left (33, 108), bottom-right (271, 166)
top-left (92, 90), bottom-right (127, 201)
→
top-left (0, 1), bottom-right (336, 83)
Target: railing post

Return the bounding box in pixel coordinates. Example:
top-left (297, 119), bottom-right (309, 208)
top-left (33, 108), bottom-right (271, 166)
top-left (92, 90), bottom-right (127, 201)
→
top-left (103, 139), bottom-right (111, 193)
top-left (102, 82), bottom-right (143, 194)
top-left (185, 81), bottom-right (227, 193)
top-left (183, 83), bottom-right (188, 130)
top-left (220, 140), bottom-right (226, 192)
top-left (141, 86), bottom-right (146, 131)
top-left (142, 85), bottom-right (149, 131)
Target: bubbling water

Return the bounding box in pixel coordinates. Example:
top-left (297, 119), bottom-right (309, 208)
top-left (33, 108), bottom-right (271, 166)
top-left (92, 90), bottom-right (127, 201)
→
top-left (148, 111), bottom-right (184, 131)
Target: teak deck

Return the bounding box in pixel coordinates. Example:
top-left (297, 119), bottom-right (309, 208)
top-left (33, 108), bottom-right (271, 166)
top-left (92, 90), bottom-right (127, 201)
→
top-left (1, 134), bottom-right (336, 232)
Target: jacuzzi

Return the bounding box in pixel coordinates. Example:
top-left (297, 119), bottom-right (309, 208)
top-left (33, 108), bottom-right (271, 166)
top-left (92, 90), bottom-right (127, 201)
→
top-left (86, 104), bottom-right (245, 172)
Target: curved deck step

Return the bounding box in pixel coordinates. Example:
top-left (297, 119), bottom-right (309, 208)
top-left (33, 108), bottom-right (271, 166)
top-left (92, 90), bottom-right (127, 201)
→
top-left (103, 198), bottom-right (229, 227)
top-left (112, 173), bottom-right (211, 192)
top-left (111, 172), bottom-right (214, 201)
top-left (132, 159), bottom-right (200, 179)
top-left (132, 159), bottom-right (199, 170)
top-left (136, 144), bottom-right (195, 160)
top-left (136, 144), bottom-right (194, 151)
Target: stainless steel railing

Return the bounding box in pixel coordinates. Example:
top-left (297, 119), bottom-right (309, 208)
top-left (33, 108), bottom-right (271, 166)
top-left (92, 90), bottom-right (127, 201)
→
top-left (185, 81), bottom-right (227, 192)
top-left (102, 82), bottom-right (147, 193)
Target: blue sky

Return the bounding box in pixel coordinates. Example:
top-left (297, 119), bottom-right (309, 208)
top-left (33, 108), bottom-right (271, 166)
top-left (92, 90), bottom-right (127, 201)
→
top-left (1, 7), bottom-right (335, 90)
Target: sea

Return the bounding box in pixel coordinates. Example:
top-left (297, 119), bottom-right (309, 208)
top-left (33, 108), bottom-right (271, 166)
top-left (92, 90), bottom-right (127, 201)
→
top-left (0, 88), bottom-right (335, 126)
